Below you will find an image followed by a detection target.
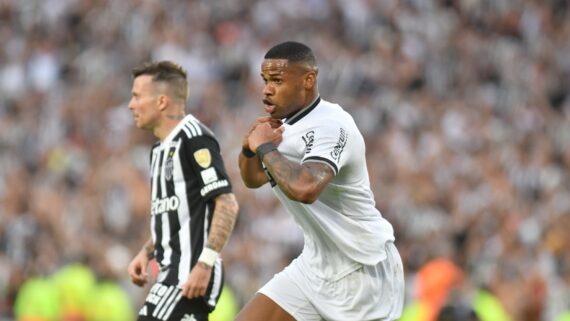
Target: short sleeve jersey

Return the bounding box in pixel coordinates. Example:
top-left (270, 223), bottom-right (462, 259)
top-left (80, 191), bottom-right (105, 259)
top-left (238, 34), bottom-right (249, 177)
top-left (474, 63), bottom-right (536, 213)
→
top-left (149, 114), bottom-right (232, 288)
top-left (265, 97), bottom-right (395, 280)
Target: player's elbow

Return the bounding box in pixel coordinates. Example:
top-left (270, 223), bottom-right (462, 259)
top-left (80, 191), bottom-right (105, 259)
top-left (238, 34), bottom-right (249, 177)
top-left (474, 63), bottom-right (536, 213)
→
top-left (217, 193), bottom-right (240, 216)
top-left (288, 185), bottom-right (320, 204)
top-left (241, 177), bottom-right (265, 189)
top-left (297, 193), bottom-right (318, 204)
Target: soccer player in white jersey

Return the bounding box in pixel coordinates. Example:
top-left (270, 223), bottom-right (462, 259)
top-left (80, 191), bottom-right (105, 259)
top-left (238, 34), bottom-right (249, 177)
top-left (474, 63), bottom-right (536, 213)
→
top-left (127, 61), bottom-right (239, 321)
top-left (236, 41), bottom-right (405, 321)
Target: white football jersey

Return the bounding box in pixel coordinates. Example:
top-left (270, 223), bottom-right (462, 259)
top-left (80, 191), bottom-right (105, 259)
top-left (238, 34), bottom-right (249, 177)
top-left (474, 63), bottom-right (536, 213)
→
top-left (265, 97), bottom-right (396, 280)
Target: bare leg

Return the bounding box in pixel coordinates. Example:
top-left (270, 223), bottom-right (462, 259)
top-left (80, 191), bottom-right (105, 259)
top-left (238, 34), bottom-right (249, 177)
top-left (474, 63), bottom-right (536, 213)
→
top-left (234, 293), bottom-right (296, 321)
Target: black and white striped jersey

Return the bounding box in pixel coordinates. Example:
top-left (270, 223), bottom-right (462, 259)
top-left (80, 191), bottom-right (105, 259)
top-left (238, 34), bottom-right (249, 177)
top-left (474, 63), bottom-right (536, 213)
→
top-left (148, 114), bottom-right (232, 291)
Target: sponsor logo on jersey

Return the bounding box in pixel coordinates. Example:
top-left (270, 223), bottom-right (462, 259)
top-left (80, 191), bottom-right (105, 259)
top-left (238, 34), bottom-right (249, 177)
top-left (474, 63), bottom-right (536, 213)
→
top-left (194, 148), bottom-right (212, 168)
top-left (200, 179), bottom-right (229, 196)
top-left (145, 283), bottom-right (170, 305)
top-left (151, 196), bottom-right (180, 215)
top-left (331, 128), bottom-right (347, 161)
top-left (144, 283), bottom-right (183, 319)
top-left (302, 130), bottom-right (315, 154)
top-left (201, 167), bottom-right (218, 184)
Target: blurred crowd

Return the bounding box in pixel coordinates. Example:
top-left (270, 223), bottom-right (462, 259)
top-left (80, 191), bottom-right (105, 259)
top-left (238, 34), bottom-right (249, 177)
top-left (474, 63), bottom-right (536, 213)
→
top-left (0, 0), bottom-right (569, 320)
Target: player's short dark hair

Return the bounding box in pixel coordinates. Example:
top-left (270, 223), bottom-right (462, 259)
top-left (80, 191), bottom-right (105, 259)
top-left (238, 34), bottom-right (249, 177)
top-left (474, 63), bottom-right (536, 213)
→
top-left (264, 41), bottom-right (317, 67)
top-left (131, 61), bottom-right (188, 101)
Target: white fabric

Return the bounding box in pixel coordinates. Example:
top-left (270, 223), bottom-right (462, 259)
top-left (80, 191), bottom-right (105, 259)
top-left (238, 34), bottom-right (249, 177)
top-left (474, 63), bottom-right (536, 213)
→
top-left (269, 98), bottom-right (396, 280)
top-left (259, 242), bottom-right (404, 321)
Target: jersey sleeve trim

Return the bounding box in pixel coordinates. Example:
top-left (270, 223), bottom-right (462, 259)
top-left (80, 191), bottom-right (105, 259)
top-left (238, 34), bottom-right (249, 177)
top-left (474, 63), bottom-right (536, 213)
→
top-left (302, 156), bottom-right (338, 175)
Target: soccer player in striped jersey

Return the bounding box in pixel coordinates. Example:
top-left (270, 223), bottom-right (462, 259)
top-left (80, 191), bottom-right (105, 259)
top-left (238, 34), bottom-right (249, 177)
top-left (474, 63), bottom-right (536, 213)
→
top-left (236, 42), bottom-right (405, 321)
top-left (127, 61), bottom-right (239, 321)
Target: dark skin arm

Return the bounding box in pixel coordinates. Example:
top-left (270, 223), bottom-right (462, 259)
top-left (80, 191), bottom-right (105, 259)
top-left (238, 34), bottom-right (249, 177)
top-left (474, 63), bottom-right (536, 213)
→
top-left (238, 117), bottom-right (283, 188)
top-left (182, 193), bottom-right (239, 298)
top-left (248, 123), bottom-right (334, 204)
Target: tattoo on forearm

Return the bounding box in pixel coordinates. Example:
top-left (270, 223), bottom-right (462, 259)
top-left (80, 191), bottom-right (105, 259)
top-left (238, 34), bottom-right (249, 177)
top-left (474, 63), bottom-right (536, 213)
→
top-left (144, 239), bottom-right (155, 259)
top-left (263, 152), bottom-right (332, 199)
top-left (207, 194), bottom-right (238, 251)
top-left (263, 152), bottom-right (305, 196)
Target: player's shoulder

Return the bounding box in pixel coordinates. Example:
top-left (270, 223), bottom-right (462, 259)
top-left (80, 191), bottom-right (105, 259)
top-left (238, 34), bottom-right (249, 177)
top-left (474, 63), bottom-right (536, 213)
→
top-left (178, 115), bottom-right (217, 141)
top-left (312, 99), bottom-right (357, 129)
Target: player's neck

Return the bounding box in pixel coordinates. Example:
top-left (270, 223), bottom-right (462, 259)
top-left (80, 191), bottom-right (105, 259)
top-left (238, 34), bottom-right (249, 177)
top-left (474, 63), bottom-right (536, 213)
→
top-left (154, 114), bottom-right (185, 142)
top-left (284, 93), bottom-right (320, 120)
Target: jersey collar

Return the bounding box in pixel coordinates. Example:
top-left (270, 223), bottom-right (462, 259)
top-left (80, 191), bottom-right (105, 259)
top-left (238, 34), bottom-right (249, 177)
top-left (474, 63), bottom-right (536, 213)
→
top-left (162, 114), bottom-right (192, 146)
top-left (284, 96), bottom-right (321, 125)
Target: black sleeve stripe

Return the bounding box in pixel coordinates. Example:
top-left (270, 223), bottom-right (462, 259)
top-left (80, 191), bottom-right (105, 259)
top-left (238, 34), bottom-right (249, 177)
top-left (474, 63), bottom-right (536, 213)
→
top-left (303, 156), bottom-right (338, 175)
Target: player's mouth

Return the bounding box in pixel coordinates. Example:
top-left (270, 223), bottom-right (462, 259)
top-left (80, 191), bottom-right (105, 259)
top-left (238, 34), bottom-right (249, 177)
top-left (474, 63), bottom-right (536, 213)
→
top-left (263, 99), bottom-right (276, 114)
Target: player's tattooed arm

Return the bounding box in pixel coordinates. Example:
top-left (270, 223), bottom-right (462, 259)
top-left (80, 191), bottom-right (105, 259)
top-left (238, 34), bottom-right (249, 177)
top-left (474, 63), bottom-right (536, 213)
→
top-left (143, 238), bottom-right (155, 260)
top-left (262, 151), bottom-right (334, 204)
top-left (207, 193), bottom-right (239, 252)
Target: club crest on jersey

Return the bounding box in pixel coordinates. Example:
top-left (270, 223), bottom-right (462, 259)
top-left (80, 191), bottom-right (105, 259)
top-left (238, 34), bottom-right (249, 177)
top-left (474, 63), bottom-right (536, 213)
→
top-left (164, 158), bottom-right (174, 181)
top-left (164, 149), bottom-right (175, 181)
top-left (194, 148), bottom-right (211, 168)
top-left (302, 130), bottom-right (315, 154)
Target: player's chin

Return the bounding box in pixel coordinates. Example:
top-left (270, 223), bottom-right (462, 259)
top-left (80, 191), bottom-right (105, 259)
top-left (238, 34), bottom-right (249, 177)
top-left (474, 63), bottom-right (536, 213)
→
top-left (136, 121), bottom-right (149, 130)
top-left (269, 111), bottom-right (283, 120)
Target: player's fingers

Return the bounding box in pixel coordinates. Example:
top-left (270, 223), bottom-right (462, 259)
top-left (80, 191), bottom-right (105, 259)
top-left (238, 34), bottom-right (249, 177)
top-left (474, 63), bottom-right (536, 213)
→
top-left (130, 275), bottom-right (144, 287)
top-left (129, 264), bottom-right (145, 278)
top-left (127, 266), bottom-right (137, 279)
top-left (269, 118), bottom-right (283, 127)
top-left (192, 287), bottom-right (204, 298)
top-left (181, 284), bottom-right (190, 297)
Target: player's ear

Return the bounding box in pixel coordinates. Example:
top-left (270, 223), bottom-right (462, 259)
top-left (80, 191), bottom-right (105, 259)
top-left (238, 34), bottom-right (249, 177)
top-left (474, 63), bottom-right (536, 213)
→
top-left (157, 94), bottom-right (169, 111)
top-left (304, 71), bottom-right (316, 90)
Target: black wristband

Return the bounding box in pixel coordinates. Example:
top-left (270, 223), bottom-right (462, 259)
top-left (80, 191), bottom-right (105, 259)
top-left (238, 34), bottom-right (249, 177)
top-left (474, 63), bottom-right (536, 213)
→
top-left (256, 142), bottom-right (277, 160)
top-left (242, 147), bottom-right (256, 158)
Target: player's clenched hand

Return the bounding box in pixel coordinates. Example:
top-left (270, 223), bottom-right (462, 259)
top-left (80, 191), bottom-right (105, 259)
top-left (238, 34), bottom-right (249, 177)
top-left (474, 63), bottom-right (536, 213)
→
top-left (248, 122), bottom-right (284, 152)
top-left (128, 250), bottom-right (149, 287)
top-left (181, 262), bottom-right (212, 299)
top-left (243, 117), bottom-right (282, 150)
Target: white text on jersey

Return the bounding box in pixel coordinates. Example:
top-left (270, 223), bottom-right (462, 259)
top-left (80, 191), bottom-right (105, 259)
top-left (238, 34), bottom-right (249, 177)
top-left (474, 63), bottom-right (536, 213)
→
top-left (151, 196), bottom-right (180, 216)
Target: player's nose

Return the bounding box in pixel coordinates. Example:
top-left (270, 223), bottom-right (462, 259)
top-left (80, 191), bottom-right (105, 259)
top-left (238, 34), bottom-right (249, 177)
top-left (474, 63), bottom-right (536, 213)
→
top-left (263, 84), bottom-right (274, 96)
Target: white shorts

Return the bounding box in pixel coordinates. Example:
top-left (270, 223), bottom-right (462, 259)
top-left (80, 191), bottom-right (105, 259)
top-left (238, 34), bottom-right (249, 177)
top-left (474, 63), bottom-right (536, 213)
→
top-left (259, 242), bottom-right (404, 321)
